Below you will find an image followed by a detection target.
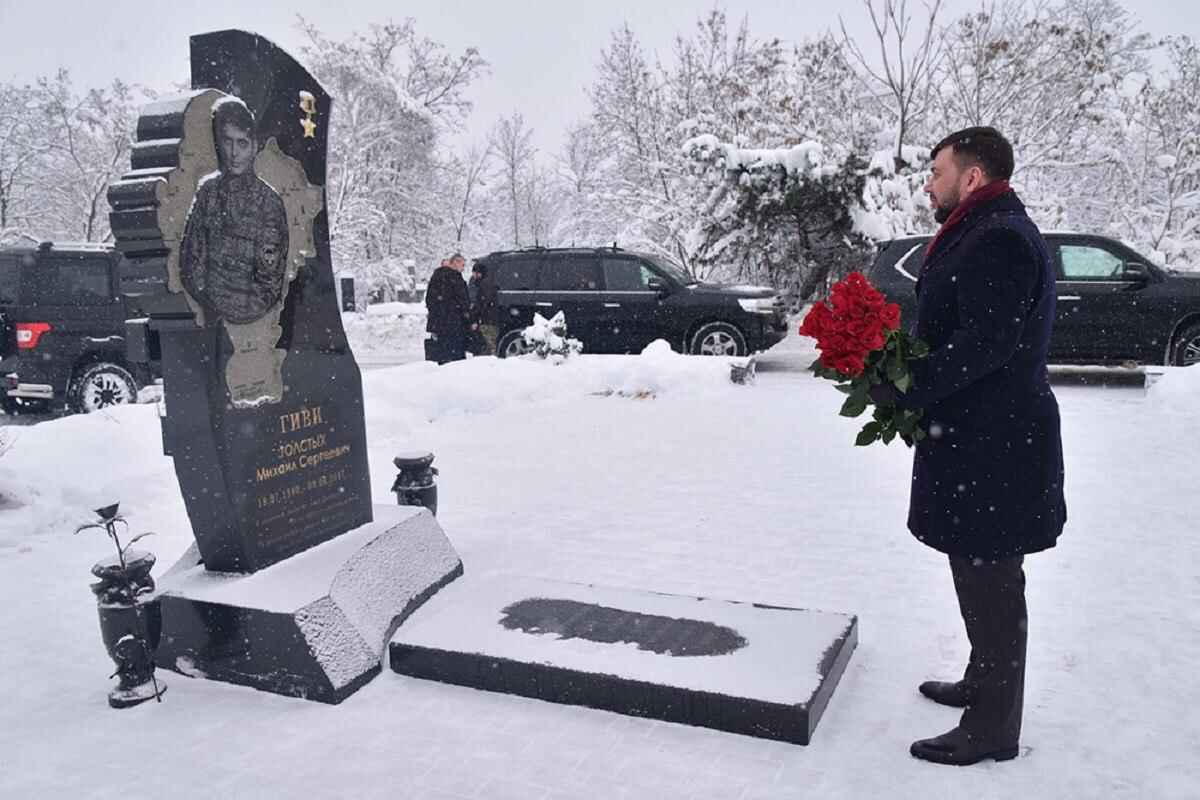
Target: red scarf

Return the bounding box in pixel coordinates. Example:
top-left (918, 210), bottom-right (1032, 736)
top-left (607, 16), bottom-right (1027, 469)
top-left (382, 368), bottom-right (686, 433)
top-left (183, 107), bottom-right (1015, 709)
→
top-left (925, 179), bottom-right (1011, 258)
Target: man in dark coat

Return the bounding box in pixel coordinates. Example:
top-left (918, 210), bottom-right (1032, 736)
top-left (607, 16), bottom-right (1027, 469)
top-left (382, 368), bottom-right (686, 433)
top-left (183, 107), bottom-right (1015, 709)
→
top-left (887, 127), bottom-right (1067, 766)
top-left (470, 262), bottom-right (499, 355)
top-left (425, 253), bottom-right (471, 364)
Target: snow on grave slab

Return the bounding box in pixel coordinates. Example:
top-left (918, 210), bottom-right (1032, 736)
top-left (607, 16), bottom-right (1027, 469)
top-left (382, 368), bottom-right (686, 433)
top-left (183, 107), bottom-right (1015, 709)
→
top-left (389, 575), bottom-right (857, 744)
top-left (155, 505), bottom-right (462, 704)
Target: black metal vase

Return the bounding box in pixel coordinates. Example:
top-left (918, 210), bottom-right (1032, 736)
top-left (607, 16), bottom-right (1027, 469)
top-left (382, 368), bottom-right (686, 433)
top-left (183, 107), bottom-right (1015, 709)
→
top-left (91, 550), bottom-right (166, 708)
top-left (392, 452), bottom-right (438, 515)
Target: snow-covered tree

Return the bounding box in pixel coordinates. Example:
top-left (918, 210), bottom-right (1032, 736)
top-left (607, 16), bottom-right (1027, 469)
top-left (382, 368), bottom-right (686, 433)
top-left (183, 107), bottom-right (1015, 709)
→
top-left (0, 82), bottom-right (48, 244)
top-left (0, 72), bottom-right (144, 244)
top-left (442, 141), bottom-right (492, 247)
top-left (299, 18), bottom-right (486, 285)
top-left (840, 0), bottom-right (946, 170)
top-left (1111, 36), bottom-right (1200, 269)
top-left (489, 112), bottom-right (536, 247)
top-left (682, 136), bottom-right (877, 304)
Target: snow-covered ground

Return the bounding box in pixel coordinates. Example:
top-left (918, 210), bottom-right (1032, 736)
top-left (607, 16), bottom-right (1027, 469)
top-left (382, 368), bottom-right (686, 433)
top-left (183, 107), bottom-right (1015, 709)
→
top-left (0, 333), bottom-right (1197, 799)
top-left (343, 304), bottom-right (428, 366)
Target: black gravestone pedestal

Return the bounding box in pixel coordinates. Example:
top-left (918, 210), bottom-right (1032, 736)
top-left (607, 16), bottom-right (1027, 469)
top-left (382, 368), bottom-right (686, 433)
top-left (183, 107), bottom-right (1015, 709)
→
top-left (157, 506), bottom-right (461, 704)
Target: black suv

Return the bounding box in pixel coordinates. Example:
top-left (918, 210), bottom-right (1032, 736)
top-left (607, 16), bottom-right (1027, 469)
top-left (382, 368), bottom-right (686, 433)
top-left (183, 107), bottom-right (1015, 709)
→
top-left (0, 242), bottom-right (157, 414)
top-left (870, 233), bottom-right (1200, 367)
top-left (476, 247), bottom-right (789, 358)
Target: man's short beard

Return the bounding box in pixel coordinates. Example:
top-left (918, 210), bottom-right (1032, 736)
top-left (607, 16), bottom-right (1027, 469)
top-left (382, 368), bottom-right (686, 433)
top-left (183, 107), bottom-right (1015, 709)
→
top-left (932, 191), bottom-right (959, 224)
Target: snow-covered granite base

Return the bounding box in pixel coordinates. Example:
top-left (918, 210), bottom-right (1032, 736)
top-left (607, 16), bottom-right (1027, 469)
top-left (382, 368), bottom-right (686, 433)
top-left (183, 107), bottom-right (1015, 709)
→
top-left (155, 505), bottom-right (462, 704)
top-left (390, 575), bottom-right (857, 744)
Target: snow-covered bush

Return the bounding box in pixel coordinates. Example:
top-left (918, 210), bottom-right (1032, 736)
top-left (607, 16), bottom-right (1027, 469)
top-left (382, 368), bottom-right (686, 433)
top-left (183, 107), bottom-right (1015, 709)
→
top-left (681, 135), bottom-right (879, 307)
top-left (522, 312), bottom-right (583, 362)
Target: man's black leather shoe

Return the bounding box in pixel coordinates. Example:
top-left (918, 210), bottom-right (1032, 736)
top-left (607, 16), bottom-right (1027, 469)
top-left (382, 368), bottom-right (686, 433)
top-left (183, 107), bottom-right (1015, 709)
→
top-left (910, 728), bottom-right (1018, 766)
top-left (918, 679), bottom-right (976, 708)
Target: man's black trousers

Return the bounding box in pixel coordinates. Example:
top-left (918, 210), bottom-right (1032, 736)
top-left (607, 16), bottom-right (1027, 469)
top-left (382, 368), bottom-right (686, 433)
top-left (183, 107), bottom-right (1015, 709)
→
top-left (950, 554), bottom-right (1027, 746)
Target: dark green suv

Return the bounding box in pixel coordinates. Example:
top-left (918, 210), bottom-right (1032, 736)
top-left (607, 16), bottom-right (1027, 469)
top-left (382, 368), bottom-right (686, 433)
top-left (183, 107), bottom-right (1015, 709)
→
top-left (0, 242), bottom-right (157, 414)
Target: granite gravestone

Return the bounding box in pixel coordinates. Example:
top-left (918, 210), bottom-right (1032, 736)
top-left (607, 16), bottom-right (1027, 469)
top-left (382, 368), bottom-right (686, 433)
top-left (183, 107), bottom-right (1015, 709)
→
top-left (113, 31), bottom-right (370, 574)
top-left (108, 30), bottom-right (462, 703)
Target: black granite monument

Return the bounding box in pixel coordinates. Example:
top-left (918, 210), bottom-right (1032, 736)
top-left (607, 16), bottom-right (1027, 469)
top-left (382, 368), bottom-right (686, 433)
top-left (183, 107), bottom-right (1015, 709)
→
top-left (109, 31), bottom-right (462, 703)
top-left (114, 31), bottom-right (370, 574)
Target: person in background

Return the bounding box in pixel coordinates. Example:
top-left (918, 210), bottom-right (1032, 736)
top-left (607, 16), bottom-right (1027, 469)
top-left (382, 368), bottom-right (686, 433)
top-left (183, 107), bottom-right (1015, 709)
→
top-left (470, 262), bottom-right (499, 356)
top-left (425, 253), bottom-right (471, 364)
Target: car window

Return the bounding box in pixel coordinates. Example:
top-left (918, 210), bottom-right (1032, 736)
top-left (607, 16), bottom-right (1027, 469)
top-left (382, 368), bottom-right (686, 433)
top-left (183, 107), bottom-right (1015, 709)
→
top-left (24, 258), bottom-right (112, 305)
top-left (541, 256), bottom-right (600, 291)
top-left (602, 258), bottom-right (654, 291)
top-left (643, 254), bottom-right (696, 285)
top-left (0, 256), bottom-right (18, 305)
top-left (1060, 245), bottom-right (1124, 280)
top-left (494, 258), bottom-right (540, 290)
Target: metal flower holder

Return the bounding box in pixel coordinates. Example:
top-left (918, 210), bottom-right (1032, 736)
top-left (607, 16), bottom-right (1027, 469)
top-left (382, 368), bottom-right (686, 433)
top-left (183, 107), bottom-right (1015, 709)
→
top-left (392, 452), bottom-right (438, 516)
top-left (78, 503), bottom-right (166, 708)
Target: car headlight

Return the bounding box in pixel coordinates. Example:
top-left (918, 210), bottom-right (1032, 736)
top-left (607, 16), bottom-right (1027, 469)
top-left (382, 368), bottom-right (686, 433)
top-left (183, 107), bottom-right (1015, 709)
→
top-left (738, 297), bottom-right (779, 314)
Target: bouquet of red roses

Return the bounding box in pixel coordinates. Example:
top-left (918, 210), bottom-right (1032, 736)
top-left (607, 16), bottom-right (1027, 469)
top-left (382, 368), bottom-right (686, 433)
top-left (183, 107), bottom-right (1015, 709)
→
top-left (798, 272), bottom-right (929, 446)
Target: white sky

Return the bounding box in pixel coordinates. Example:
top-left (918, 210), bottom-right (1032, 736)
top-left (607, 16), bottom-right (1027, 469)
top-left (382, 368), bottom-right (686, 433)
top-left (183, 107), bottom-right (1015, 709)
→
top-left (0, 0), bottom-right (1193, 156)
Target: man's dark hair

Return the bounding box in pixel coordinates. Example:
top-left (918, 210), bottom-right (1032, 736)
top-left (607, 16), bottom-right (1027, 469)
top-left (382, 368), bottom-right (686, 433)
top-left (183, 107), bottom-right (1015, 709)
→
top-left (930, 126), bottom-right (1014, 181)
top-left (213, 99), bottom-right (256, 139)
top-left (472, 263), bottom-right (487, 276)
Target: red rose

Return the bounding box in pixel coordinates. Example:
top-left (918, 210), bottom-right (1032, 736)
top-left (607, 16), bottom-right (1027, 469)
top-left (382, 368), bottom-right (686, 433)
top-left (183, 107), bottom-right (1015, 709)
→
top-left (881, 303), bottom-right (901, 331)
top-left (832, 354), bottom-right (865, 377)
top-left (799, 301), bottom-right (833, 338)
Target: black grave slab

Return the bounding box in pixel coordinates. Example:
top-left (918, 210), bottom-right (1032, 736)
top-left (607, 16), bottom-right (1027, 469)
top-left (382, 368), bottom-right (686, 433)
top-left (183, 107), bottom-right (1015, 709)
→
top-left (390, 576), bottom-right (857, 745)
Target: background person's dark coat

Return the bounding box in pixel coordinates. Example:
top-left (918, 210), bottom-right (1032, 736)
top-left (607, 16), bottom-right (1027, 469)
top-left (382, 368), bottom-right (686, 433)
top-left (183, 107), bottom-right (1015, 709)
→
top-left (471, 270), bottom-right (499, 326)
top-left (897, 190), bottom-right (1067, 559)
top-left (426, 265), bottom-right (470, 361)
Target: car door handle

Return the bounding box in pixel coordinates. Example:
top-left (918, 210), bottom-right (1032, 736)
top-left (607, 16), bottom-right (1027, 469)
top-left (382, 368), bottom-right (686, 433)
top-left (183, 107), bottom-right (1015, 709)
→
top-left (535, 302), bottom-right (553, 307)
top-left (603, 303), bottom-right (621, 308)
top-left (1057, 295), bottom-right (1082, 301)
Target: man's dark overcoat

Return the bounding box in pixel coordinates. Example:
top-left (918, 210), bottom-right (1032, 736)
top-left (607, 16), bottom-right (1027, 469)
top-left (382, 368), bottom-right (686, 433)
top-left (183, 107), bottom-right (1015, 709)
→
top-left (425, 265), bottom-right (471, 361)
top-left (897, 190), bottom-right (1067, 559)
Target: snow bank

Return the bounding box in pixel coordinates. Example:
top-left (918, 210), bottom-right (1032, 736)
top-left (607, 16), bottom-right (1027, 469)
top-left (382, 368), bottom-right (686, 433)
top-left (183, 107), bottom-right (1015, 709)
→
top-left (0, 404), bottom-right (172, 539)
top-left (1146, 365), bottom-right (1200, 413)
top-left (342, 308), bottom-right (426, 360)
top-left (363, 340), bottom-right (749, 433)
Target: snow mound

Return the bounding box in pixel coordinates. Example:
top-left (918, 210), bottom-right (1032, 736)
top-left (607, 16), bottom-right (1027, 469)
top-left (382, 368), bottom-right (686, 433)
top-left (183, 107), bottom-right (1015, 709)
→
top-left (363, 343), bottom-right (747, 431)
top-left (342, 309), bottom-right (426, 360)
top-left (1146, 366), bottom-right (1200, 413)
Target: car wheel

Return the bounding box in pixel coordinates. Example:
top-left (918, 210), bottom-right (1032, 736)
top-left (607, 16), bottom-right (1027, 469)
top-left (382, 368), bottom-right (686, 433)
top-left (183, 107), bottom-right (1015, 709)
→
top-left (497, 330), bottom-right (533, 359)
top-left (68, 362), bottom-right (138, 413)
top-left (689, 322), bottom-right (747, 357)
top-left (1170, 322), bottom-right (1200, 367)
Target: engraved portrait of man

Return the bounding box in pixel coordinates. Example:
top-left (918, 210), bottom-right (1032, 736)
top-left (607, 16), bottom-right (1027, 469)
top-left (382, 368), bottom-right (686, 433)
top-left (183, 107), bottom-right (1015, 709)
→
top-left (181, 99), bottom-right (289, 325)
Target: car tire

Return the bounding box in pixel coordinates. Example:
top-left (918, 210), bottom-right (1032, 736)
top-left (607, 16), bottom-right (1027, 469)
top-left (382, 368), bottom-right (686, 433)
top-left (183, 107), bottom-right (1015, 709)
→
top-left (689, 322), bottom-right (747, 357)
top-left (496, 330), bottom-right (533, 359)
top-left (68, 362), bottom-right (138, 413)
top-left (1170, 322), bottom-right (1200, 367)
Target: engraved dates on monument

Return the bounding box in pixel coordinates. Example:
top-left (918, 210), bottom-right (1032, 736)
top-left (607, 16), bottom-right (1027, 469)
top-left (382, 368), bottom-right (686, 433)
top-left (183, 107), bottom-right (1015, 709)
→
top-left (249, 403), bottom-right (363, 556)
